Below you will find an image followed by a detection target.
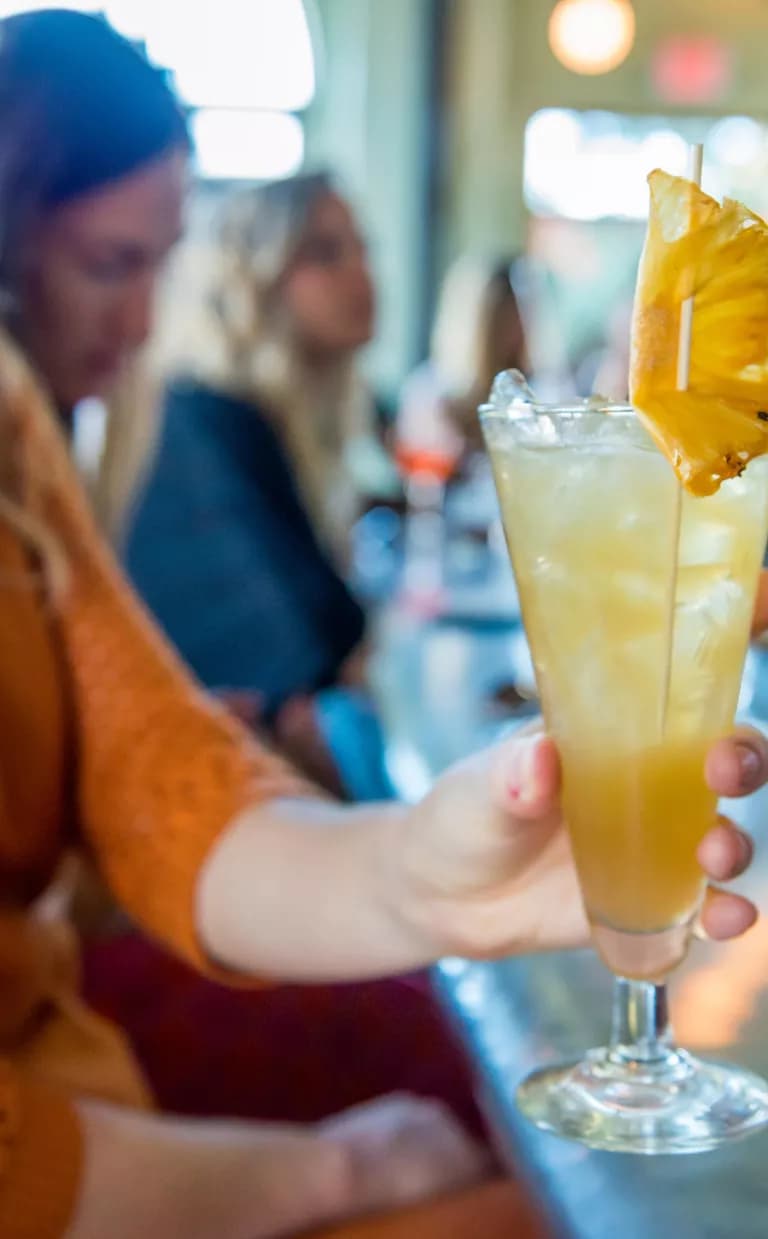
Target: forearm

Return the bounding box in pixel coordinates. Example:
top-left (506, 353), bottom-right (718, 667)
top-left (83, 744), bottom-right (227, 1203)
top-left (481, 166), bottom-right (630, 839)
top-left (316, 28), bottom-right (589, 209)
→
top-left (67, 1103), bottom-right (207, 1239)
top-left (196, 798), bottom-right (437, 980)
top-left (67, 1101), bottom-right (349, 1239)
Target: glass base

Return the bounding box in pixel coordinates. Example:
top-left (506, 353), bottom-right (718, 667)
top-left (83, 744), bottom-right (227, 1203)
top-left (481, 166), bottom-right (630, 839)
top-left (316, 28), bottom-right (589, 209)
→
top-left (591, 919), bottom-right (692, 981)
top-left (517, 1047), bottom-right (768, 1154)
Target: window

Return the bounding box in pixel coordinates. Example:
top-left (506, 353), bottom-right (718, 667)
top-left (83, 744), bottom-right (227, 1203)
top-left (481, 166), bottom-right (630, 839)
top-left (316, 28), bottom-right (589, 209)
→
top-left (524, 108), bottom-right (768, 221)
top-left (0, 0), bottom-right (316, 180)
top-left (522, 108), bottom-right (768, 387)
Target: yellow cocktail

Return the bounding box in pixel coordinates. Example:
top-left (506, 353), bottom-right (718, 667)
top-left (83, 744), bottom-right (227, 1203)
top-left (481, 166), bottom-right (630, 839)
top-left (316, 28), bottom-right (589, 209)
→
top-left (482, 394), bottom-right (768, 1152)
top-left (485, 406), bottom-right (768, 974)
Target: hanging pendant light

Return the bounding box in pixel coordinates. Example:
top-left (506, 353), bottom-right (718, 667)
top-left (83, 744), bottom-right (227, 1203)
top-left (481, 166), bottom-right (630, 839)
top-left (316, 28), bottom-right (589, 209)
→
top-left (549, 0), bottom-right (636, 76)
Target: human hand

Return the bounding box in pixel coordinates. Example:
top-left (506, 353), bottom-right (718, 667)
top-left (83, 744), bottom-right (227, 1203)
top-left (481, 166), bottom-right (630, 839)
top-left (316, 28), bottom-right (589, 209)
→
top-left (69, 1094), bottom-right (489, 1239)
top-left (394, 724), bottom-right (763, 962)
top-left (319, 1093), bottom-right (489, 1218)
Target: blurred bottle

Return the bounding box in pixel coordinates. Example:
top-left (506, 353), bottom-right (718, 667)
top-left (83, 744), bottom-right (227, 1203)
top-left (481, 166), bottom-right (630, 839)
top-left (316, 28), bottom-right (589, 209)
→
top-left (395, 364), bottom-right (463, 486)
top-left (395, 370), bottom-right (463, 615)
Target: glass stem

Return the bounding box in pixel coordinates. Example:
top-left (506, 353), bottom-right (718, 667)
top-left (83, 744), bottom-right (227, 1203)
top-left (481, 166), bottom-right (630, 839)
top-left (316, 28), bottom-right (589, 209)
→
top-left (609, 977), bottom-right (675, 1065)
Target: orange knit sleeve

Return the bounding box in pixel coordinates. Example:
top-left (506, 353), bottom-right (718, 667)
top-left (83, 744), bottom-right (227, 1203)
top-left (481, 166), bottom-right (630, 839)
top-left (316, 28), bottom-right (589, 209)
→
top-left (9, 340), bottom-right (314, 974)
top-left (0, 1062), bottom-right (82, 1239)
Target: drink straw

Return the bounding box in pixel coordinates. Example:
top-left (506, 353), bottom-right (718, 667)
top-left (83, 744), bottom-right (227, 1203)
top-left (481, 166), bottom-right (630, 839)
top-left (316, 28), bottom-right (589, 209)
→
top-left (661, 143), bottom-right (704, 735)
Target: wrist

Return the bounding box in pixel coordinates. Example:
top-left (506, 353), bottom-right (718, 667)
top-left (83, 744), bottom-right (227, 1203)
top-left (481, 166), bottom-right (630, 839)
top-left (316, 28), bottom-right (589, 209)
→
top-left (376, 800), bottom-right (449, 968)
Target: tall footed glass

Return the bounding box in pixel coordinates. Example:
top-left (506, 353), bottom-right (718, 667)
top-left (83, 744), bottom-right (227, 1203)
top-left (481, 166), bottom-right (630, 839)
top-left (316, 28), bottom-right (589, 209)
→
top-left (482, 391), bottom-right (768, 1153)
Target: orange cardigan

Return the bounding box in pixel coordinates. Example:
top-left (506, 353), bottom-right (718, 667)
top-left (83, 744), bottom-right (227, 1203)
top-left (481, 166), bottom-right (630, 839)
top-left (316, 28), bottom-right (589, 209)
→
top-left (0, 332), bottom-right (308, 1235)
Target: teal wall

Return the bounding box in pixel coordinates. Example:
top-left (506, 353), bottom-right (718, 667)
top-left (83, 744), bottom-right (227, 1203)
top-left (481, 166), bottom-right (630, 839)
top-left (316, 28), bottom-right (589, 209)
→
top-left (305, 0), bottom-right (434, 399)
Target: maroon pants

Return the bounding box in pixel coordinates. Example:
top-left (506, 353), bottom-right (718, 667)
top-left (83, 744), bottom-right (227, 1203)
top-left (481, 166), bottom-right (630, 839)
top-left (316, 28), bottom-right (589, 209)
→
top-left (82, 932), bottom-right (485, 1137)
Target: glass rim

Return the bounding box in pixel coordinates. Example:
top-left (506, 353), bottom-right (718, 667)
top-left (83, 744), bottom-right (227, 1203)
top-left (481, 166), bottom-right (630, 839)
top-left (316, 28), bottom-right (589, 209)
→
top-left (478, 399), bottom-right (635, 422)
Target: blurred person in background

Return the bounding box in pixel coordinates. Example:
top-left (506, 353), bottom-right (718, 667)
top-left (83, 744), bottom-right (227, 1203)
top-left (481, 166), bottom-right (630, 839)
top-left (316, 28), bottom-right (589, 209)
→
top-left (394, 256), bottom-right (531, 620)
top-left (124, 173), bottom-right (397, 799)
top-left (398, 255), bottom-right (531, 468)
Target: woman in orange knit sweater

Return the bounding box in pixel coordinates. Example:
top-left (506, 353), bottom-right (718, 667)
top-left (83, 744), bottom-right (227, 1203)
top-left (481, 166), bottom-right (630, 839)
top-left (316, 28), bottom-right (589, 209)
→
top-left (0, 11), bottom-right (762, 1239)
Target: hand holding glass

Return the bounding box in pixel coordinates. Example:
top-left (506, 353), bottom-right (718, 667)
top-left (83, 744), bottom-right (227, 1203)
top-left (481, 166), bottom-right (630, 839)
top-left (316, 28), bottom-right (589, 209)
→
top-left (482, 391), bottom-right (768, 1153)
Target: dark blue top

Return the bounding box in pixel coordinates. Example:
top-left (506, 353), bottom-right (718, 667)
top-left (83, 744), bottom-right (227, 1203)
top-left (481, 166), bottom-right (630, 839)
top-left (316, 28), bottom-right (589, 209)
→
top-left (125, 381), bottom-right (366, 713)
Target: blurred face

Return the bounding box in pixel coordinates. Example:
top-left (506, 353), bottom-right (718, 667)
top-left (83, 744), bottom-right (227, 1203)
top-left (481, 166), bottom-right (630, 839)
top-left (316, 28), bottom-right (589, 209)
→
top-left (281, 192), bottom-right (375, 359)
top-left (20, 149), bottom-right (187, 407)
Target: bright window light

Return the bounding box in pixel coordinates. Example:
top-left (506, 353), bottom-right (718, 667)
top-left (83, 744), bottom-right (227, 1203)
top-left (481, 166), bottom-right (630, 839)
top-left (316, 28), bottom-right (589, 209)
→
top-left (0, 2), bottom-right (315, 111)
top-left (0, 1), bottom-right (100, 13)
top-left (709, 116), bottom-right (765, 168)
top-left (525, 109), bottom-right (768, 221)
top-left (104, 0), bottom-right (315, 111)
top-left (0, 1), bottom-right (315, 182)
top-left (192, 109), bottom-right (304, 181)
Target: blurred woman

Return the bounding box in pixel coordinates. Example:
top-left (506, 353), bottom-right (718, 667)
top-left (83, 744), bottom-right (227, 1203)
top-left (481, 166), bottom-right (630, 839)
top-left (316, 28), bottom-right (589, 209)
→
top-left (398, 255), bottom-right (531, 464)
top-left (124, 176), bottom-right (397, 797)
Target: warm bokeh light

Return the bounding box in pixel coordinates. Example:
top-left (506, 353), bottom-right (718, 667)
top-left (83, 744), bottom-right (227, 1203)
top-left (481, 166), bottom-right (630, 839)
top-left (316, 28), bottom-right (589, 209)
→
top-left (652, 36), bottom-right (732, 106)
top-left (674, 916), bottom-right (768, 1051)
top-left (548, 0), bottom-right (636, 76)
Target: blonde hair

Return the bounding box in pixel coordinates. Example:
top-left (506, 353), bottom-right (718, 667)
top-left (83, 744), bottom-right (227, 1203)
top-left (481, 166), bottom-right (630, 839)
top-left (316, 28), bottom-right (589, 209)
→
top-left (79, 364), bottom-right (162, 544)
top-left (143, 173), bottom-right (373, 556)
top-left (0, 325), bottom-right (72, 597)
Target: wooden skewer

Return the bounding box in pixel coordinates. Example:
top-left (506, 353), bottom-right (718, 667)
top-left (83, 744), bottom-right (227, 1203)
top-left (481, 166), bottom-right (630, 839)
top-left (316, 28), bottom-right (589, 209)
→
top-left (676, 143), bottom-right (704, 392)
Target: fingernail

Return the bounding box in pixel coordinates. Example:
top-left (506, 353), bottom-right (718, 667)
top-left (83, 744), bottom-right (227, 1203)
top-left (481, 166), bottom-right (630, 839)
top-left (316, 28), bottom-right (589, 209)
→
top-left (507, 736), bottom-right (540, 805)
top-left (736, 743), bottom-right (762, 790)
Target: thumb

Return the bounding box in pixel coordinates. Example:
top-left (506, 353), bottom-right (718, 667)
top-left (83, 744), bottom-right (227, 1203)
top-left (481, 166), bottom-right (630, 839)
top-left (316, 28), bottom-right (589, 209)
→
top-left (405, 729), bottom-right (569, 948)
top-left (489, 730), bottom-right (561, 823)
top-left (432, 730), bottom-right (562, 891)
